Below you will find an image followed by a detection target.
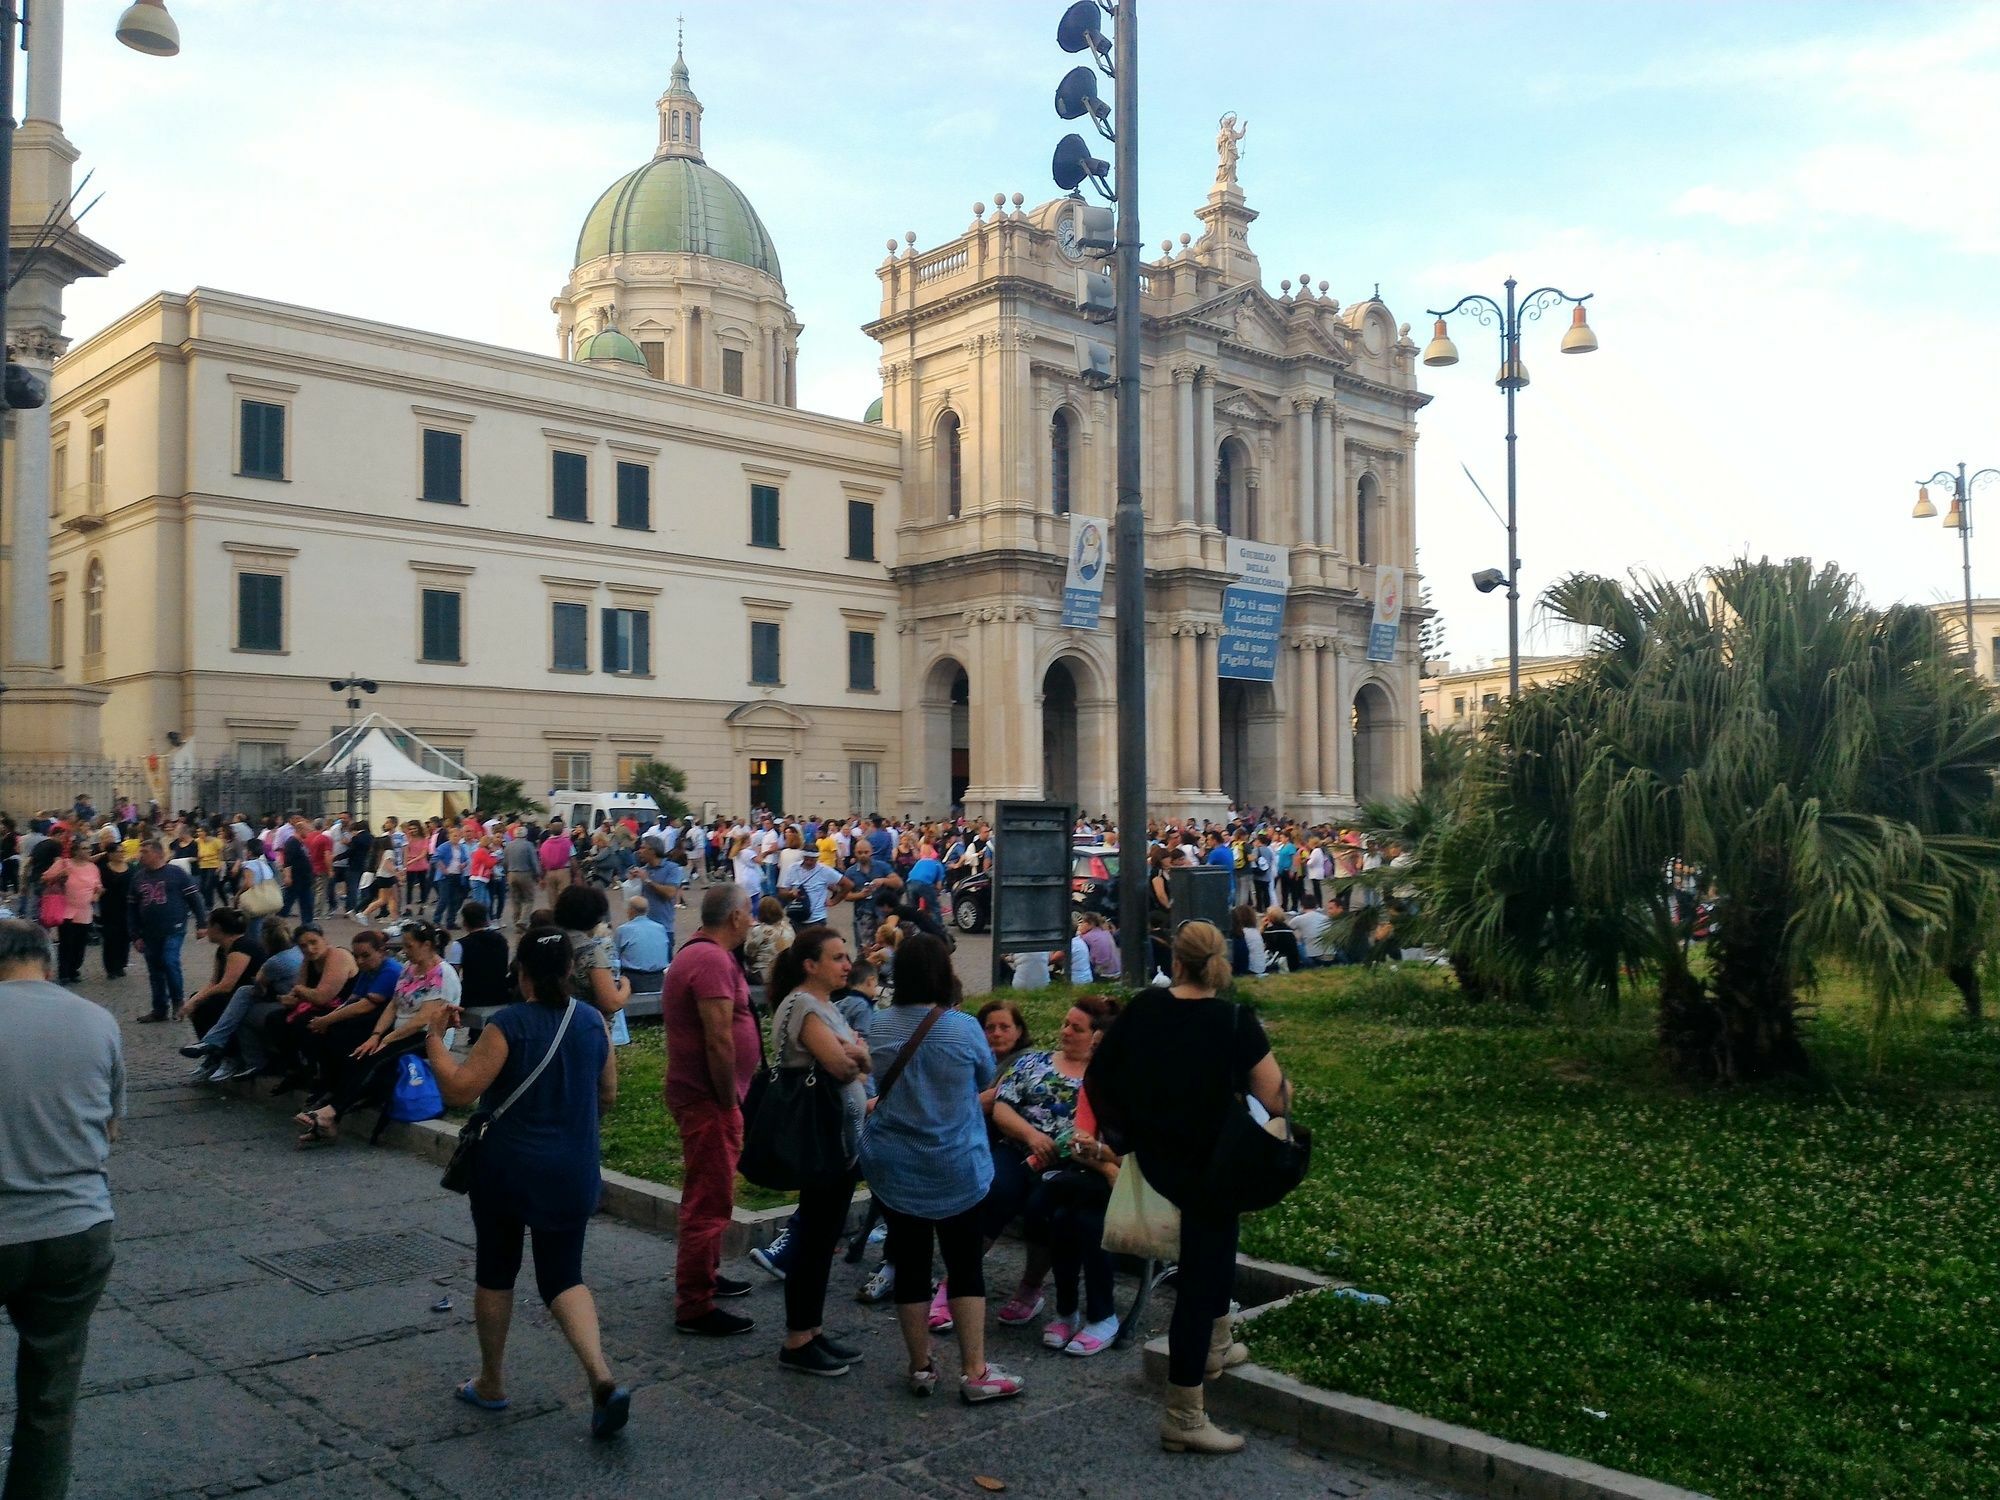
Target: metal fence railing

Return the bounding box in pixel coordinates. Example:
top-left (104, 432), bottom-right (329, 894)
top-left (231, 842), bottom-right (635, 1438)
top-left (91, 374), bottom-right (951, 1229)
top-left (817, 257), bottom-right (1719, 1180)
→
top-left (0, 757), bottom-right (370, 825)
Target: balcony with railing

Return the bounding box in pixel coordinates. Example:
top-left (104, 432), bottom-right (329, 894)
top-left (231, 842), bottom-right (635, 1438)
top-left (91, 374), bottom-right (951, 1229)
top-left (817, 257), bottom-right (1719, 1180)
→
top-left (57, 481), bottom-right (106, 531)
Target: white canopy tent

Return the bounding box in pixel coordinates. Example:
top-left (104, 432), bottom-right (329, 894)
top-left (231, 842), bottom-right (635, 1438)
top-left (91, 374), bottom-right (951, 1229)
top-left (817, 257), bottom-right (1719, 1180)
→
top-left (288, 714), bottom-right (475, 824)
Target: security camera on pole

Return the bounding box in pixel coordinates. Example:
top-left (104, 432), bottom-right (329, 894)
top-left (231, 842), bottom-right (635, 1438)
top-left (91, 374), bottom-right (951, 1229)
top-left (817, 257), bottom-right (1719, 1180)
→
top-left (1050, 0), bottom-right (1148, 983)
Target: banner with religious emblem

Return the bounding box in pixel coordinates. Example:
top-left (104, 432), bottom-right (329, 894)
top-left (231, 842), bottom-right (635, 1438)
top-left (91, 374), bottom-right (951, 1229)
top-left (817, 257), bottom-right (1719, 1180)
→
top-left (1366, 564), bottom-right (1404, 663)
top-left (1061, 515), bottom-right (1112, 629)
top-left (1218, 538), bottom-right (1288, 682)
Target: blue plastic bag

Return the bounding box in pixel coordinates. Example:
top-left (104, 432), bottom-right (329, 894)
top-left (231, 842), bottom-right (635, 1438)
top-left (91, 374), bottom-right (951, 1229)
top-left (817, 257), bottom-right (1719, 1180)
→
top-left (384, 1053), bottom-right (444, 1122)
top-left (609, 1009), bottom-right (631, 1047)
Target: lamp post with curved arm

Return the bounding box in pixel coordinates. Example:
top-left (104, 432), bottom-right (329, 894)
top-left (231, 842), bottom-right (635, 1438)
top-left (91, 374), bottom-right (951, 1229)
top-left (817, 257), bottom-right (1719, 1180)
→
top-left (1421, 277), bottom-right (1598, 700)
top-left (1912, 463), bottom-right (2000, 670)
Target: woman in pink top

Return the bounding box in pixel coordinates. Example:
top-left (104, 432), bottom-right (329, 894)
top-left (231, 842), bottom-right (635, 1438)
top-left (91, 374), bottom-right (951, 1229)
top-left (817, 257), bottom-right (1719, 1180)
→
top-left (404, 826), bottom-right (433, 910)
top-left (42, 835), bottom-right (105, 984)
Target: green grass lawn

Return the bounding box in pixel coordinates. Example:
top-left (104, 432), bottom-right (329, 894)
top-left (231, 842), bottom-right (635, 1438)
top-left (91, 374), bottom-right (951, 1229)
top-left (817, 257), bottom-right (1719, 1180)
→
top-left (1239, 965), bottom-right (2000, 1499)
top-left (601, 970), bottom-right (1999, 1496)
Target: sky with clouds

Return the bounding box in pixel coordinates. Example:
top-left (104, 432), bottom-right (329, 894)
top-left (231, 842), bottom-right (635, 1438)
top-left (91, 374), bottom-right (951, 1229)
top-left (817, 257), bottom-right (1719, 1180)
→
top-left (53, 0), bottom-right (2000, 663)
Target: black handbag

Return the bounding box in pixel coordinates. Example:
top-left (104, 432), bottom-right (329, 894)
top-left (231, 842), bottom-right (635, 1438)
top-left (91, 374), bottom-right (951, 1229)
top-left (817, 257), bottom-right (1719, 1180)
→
top-left (1199, 1003), bottom-right (1312, 1215)
top-left (442, 999), bottom-right (577, 1194)
top-left (739, 995), bottom-right (853, 1191)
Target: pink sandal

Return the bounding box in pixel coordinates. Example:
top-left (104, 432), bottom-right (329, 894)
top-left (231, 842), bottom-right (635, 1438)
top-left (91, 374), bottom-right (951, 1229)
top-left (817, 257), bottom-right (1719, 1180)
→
top-left (927, 1280), bottom-right (954, 1333)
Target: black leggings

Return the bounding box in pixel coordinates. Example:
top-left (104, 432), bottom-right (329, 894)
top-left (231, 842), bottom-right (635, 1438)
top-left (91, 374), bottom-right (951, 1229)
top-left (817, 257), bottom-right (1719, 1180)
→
top-left (784, 1174), bottom-right (857, 1334)
top-left (470, 1193), bottom-right (586, 1306)
top-left (1168, 1210), bottom-right (1240, 1387)
top-left (882, 1203), bottom-right (987, 1305)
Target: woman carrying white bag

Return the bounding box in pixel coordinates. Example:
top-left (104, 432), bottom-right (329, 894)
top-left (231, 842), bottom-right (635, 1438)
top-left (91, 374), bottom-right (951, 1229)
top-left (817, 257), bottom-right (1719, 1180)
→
top-left (1086, 919), bottom-right (1295, 1457)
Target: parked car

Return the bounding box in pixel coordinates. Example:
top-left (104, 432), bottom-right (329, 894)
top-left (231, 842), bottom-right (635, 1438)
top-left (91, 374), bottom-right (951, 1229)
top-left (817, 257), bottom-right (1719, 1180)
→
top-left (951, 846), bottom-right (1120, 934)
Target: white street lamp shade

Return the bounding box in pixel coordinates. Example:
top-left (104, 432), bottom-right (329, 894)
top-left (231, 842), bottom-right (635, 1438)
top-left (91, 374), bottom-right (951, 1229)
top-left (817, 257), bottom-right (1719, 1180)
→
top-left (116, 0), bottom-right (181, 56)
top-left (1421, 319), bottom-right (1459, 367)
top-left (1912, 486), bottom-right (1937, 520)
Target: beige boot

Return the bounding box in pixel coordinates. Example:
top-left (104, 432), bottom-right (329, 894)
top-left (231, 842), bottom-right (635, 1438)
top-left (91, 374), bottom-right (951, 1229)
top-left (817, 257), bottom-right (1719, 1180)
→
top-left (1159, 1381), bottom-right (1245, 1454)
top-left (1205, 1315), bottom-right (1249, 1379)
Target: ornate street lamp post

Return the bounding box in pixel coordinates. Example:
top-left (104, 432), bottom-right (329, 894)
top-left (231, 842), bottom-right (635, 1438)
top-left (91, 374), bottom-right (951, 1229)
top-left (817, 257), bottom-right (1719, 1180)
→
top-left (1911, 462), bottom-right (2000, 669)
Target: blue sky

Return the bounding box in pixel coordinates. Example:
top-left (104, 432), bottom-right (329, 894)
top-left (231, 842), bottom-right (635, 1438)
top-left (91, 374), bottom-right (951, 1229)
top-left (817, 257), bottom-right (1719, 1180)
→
top-left (57, 0), bottom-right (2000, 660)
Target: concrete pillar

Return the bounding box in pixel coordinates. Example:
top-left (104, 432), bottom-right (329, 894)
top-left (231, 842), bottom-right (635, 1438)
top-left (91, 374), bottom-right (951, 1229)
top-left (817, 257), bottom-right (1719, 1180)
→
top-left (1315, 402), bottom-right (1336, 551)
top-left (1333, 653), bottom-right (1356, 798)
top-left (4, 377), bottom-right (54, 671)
top-left (1295, 640), bottom-right (1320, 794)
top-left (1317, 643), bottom-right (1339, 796)
top-left (1174, 366), bottom-right (1195, 524)
top-left (1174, 626), bottom-right (1198, 790)
top-left (1276, 638), bottom-right (1299, 805)
top-left (1293, 398), bottom-right (1315, 545)
top-left (25, 0), bottom-right (62, 124)
top-left (1195, 369), bottom-right (1215, 527)
top-left (1198, 630), bottom-right (1220, 794)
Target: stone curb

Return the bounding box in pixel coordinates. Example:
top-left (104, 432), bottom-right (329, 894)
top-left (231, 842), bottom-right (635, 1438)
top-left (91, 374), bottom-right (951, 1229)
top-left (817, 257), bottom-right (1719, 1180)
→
top-left (1142, 1287), bottom-right (1712, 1500)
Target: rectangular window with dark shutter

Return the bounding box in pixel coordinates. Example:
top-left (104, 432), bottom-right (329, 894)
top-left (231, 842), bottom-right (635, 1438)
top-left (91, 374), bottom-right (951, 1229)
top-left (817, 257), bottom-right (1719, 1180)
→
top-left (420, 589), bottom-right (462, 663)
top-left (552, 601), bottom-right (588, 671)
top-left (237, 572), bottom-right (283, 652)
top-left (240, 401), bottom-right (285, 479)
top-left (750, 620), bottom-right (781, 685)
top-left (847, 499), bottom-right (875, 561)
top-left (847, 630), bottom-right (876, 692)
top-left (723, 348), bottom-right (744, 396)
top-left (552, 451), bottom-right (588, 521)
top-left (422, 429), bottom-right (463, 503)
top-left (615, 462), bottom-right (651, 529)
top-left (750, 483), bottom-right (781, 548)
top-left (601, 607), bottom-right (651, 676)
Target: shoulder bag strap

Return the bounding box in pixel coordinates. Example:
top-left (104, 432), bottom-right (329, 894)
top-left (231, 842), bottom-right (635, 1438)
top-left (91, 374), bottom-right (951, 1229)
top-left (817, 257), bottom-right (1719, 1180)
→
top-left (874, 1005), bottom-right (944, 1109)
top-left (491, 999), bottom-right (577, 1122)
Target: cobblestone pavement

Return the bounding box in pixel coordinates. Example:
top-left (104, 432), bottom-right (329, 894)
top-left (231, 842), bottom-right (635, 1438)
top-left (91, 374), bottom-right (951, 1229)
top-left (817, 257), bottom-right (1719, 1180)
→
top-left (2, 952), bottom-right (1470, 1500)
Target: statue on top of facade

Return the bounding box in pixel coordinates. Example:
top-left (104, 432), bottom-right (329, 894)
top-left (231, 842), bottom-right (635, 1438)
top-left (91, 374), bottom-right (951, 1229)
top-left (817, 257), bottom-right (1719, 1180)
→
top-left (1216, 113), bottom-right (1247, 186)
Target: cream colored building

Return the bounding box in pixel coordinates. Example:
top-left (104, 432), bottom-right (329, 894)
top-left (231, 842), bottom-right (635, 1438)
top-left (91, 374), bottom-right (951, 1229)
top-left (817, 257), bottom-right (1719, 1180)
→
top-left (1421, 654), bottom-right (1585, 730)
top-left (29, 44), bottom-right (1427, 821)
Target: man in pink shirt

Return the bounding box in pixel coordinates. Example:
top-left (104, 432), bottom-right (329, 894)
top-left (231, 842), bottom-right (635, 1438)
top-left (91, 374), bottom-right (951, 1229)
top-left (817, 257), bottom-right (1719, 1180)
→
top-left (538, 817), bottom-right (574, 902)
top-left (660, 882), bottom-right (758, 1336)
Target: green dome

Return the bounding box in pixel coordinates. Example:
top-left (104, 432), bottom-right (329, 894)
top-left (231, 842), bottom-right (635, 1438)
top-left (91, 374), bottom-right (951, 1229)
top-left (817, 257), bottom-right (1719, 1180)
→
top-left (863, 396), bottom-right (883, 424)
top-left (575, 328), bottom-right (647, 367)
top-left (575, 156), bottom-right (782, 280)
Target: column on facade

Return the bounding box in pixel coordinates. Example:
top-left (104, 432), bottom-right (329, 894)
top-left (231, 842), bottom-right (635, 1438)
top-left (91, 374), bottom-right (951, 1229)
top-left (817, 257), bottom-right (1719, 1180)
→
top-left (1173, 366), bottom-right (1196, 524)
top-left (3, 386), bottom-right (54, 671)
top-left (1317, 641), bottom-right (1339, 796)
top-left (1195, 369), bottom-right (1216, 527)
top-left (1198, 628), bottom-right (1221, 794)
top-left (1174, 625), bottom-right (1199, 790)
top-left (1010, 330), bottom-right (1034, 506)
top-left (1146, 619), bottom-right (1177, 799)
top-left (1294, 639), bottom-right (1320, 795)
top-left (1332, 652), bottom-right (1356, 800)
top-left (1293, 397), bottom-right (1315, 546)
top-left (24, 0), bottom-right (60, 122)
top-left (1276, 635), bottom-right (1299, 803)
top-left (1314, 402), bottom-right (1336, 552)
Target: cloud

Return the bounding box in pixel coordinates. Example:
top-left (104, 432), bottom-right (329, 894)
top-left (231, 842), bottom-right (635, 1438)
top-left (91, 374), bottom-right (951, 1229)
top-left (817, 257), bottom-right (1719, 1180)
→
top-left (1672, 185), bottom-right (1779, 228)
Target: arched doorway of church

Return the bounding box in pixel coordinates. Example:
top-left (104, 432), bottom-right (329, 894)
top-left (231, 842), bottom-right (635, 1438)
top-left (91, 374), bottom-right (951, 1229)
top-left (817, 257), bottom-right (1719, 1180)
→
top-left (921, 657), bottom-right (972, 812)
top-left (1216, 436), bottom-right (1255, 538)
top-left (1352, 681), bottom-right (1395, 804)
top-left (1042, 661), bottom-right (1080, 807)
top-left (1218, 677), bottom-right (1279, 811)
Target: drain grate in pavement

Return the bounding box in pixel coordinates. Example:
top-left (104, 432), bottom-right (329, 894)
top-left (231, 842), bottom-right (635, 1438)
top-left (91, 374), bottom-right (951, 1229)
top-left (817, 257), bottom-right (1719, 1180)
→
top-left (245, 1231), bottom-right (465, 1294)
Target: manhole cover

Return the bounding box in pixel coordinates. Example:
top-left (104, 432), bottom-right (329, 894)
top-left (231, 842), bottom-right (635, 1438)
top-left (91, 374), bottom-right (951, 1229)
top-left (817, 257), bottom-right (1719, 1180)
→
top-left (245, 1231), bottom-right (465, 1294)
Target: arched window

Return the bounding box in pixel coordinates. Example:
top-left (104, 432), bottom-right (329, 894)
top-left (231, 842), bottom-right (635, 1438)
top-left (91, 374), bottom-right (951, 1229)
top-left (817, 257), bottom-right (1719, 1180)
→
top-left (936, 411), bottom-right (963, 519)
top-left (83, 557), bottom-right (105, 656)
top-left (1050, 408), bottom-right (1073, 516)
top-left (1356, 473), bottom-right (1378, 564)
top-left (1216, 438), bottom-right (1253, 537)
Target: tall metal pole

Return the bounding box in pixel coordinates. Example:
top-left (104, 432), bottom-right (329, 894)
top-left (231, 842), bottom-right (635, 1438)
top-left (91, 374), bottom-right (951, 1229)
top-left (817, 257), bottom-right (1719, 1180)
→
top-left (1112, 0), bottom-right (1149, 984)
top-left (1502, 276), bottom-right (1520, 701)
top-left (1958, 464), bottom-right (1975, 667)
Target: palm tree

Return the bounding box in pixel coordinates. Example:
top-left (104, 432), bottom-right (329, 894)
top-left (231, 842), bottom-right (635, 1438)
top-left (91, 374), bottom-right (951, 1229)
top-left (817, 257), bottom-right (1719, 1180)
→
top-left (1431, 558), bottom-right (2000, 1078)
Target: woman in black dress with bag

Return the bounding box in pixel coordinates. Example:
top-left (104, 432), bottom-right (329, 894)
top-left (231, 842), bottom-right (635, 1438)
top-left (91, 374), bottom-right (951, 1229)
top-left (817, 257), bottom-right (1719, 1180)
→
top-left (1086, 918), bottom-right (1294, 1455)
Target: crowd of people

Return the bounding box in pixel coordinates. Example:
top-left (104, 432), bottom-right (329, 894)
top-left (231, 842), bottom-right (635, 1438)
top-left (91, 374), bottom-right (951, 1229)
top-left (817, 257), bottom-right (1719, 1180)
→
top-left (4, 791), bottom-right (1343, 1478)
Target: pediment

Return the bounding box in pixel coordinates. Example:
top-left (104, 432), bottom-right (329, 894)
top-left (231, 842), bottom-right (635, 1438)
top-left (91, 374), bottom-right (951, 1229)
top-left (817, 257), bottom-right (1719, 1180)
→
top-left (724, 699), bottom-right (813, 731)
top-left (1213, 388), bottom-right (1280, 427)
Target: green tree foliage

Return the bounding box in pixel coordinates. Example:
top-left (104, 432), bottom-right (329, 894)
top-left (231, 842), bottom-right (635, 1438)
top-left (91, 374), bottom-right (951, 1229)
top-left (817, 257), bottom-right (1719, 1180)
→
top-left (1425, 557), bottom-right (2000, 1078)
top-left (473, 774), bottom-right (543, 816)
top-left (626, 760), bottom-right (690, 822)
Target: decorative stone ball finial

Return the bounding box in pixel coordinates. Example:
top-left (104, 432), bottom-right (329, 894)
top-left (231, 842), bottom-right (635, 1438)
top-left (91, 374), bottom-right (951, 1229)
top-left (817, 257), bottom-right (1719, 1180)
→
top-left (905, 230), bottom-right (917, 245)
top-left (973, 201), bottom-right (985, 218)
top-left (1280, 279), bottom-right (1292, 295)
top-left (1319, 280), bottom-right (1329, 295)
top-left (886, 238), bottom-right (898, 254)
top-left (994, 193), bottom-right (1007, 209)
top-left (1179, 232), bottom-right (1191, 247)
top-left (1011, 192), bottom-right (1024, 209)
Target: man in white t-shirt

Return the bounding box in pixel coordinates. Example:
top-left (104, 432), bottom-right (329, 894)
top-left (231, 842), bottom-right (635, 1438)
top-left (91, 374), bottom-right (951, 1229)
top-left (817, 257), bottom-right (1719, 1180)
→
top-left (1287, 896), bottom-right (1334, 966)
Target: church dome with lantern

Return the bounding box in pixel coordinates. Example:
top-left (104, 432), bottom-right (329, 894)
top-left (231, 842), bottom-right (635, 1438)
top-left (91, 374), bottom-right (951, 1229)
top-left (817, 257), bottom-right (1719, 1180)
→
top-left (555, 39), bottom-right (802, 405)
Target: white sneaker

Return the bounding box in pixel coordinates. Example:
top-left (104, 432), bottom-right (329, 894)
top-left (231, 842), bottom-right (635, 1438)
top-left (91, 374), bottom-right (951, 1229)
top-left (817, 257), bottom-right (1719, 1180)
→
top-left (907, 1360), bottom-right (939, 1398)
top-left (856, 1264), bottom-right (895, 1303)
top-left (959, 1363), bottom-right (1024, 1404)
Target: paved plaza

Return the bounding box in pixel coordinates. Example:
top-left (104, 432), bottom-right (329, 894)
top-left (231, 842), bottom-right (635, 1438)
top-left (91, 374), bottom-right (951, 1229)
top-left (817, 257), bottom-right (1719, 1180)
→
top-left (1, 953), bottom-right (1468, 1500)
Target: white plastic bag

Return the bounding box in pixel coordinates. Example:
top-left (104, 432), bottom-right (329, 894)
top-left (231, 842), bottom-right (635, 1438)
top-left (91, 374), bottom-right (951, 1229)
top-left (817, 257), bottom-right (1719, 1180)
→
top-left (1101, 1153), bottom-right (1180, 1259)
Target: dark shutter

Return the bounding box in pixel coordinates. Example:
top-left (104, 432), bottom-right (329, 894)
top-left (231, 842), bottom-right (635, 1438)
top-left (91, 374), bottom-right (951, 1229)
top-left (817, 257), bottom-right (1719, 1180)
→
top-left (241, 401), bottom-right (284, 479)
top-left (631, 610), bottom-right (651, 676)
top-left (238, 573), bottom-right (282, 651)
top-left (616, 462), bottom-right (650, 529)
top-left (422, 589), bottom-right (460, 663)
top-left (751, 620), bottom-right (780, 684)
top-left (848, 630), bottom-right (875, 692)
top-left (847, 499), bottom-right (875, 561)
top-left (552, 451), bottom-right (588, 520)
top-left (751, 484), bottom-right (780, 548)
top-left (552, 602), bottom-right (586, 670)
top-left (422, 429), bottom-right (462, 503)
top-left (722, 348), bottom-right (744, 396)
top-left (601, 607), bottom-right (618, 673)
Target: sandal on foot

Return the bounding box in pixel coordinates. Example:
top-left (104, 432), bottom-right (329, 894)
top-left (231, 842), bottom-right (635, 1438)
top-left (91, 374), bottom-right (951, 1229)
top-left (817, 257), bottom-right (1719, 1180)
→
top-left (591, 1385), bottom-right (631, 1439)
top-left (454, 1379), bottom-right (508, 1411)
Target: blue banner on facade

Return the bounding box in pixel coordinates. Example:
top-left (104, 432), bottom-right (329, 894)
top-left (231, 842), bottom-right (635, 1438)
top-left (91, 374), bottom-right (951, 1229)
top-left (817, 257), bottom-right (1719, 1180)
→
top-left (1061, 516), bottom-right (1110, 629)
top-left (1365, 565), bottom-right (1404, 663)
top-left (1219, 584), bottom-right (1286, 681)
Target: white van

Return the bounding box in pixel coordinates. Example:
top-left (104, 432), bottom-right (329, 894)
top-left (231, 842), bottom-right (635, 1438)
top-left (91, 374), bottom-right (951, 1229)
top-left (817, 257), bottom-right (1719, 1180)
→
top-left (547, 791), bottom-right (660, 832)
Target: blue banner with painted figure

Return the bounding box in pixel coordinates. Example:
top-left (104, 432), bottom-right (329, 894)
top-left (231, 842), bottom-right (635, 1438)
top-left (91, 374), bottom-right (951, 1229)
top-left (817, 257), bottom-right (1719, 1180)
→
top-left (1061, 515), bottom-right (1111, 629)
top-left (1218, 539), bottom-right (1289, 682)
top-left (1366, 564), bottom-right (1404, 663)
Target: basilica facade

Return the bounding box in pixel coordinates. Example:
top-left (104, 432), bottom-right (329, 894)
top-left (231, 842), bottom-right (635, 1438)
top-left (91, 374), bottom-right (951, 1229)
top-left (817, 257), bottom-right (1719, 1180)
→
top-left (26, 45), bottom-right (1424, 822)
